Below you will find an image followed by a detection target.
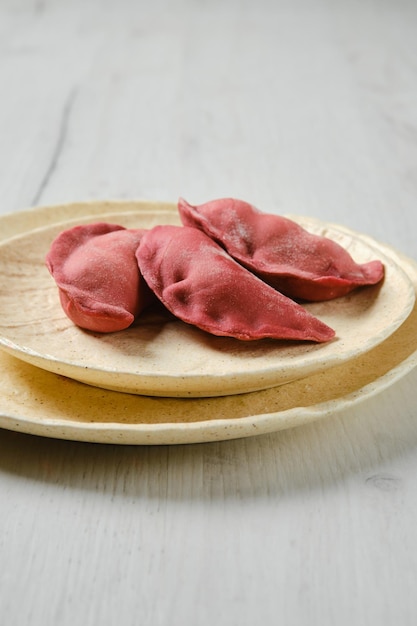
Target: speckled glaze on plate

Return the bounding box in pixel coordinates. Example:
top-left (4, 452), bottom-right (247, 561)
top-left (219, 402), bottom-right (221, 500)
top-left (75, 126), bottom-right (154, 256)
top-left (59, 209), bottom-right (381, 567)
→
top-left (0, 200), bottom-right (416, 445)
top-left (0, 203), bottom-right (413, 398)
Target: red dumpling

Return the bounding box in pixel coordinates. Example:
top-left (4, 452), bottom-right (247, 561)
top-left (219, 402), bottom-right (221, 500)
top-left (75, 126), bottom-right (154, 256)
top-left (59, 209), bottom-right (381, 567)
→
top-left (46, 222), bottom-right (152, 332)
top-left (178, 197), bottom-right (385, 301)
top-left (136, 225), bottom-right (335, 342)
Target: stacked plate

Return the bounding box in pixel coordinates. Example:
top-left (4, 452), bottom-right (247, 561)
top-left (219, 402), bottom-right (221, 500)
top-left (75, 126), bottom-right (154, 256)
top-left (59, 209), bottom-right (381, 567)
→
top-left (0, 200), bottom-right (416, 445)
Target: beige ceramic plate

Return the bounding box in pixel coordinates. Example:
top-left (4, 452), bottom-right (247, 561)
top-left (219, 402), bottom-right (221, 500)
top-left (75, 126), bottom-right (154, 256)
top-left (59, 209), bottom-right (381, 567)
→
top-left (0, 203), bottom-right (413, 398)
top-left (0, 201), bottom-right (416, 443)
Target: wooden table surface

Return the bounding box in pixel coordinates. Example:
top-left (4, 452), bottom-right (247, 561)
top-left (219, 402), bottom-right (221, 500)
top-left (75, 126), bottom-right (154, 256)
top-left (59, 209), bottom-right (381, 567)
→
top-left (1, 1), bottom-right (417, 624)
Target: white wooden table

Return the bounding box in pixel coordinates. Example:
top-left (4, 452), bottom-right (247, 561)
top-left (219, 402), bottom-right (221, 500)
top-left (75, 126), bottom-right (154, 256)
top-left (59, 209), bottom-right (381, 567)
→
top-left (1, 1), bottom-right (417, 624)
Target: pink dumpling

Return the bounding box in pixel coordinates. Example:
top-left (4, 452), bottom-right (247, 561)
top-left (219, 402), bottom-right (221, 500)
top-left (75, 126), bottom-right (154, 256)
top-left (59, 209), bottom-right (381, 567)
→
top-left (136, 224), bottom-right (335, 342)
top-left (46, 222), bottom-right (152, 332)
top-left (178, 197), bottom-right (385, 301)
